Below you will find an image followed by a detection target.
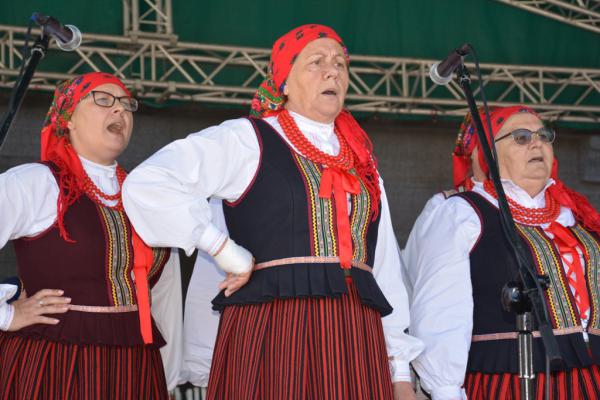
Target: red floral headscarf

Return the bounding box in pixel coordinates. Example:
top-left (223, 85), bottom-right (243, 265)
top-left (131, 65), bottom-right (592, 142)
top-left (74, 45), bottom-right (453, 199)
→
top-left (474, 105), bottom-right (600, 234)
top-left (250, 24), bottom-right (381, 219)
top-left (42, 72), bottom-right (156, 344)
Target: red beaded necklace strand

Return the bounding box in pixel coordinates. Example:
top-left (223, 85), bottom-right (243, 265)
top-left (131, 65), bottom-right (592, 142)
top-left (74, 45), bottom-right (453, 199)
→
top-left (483, 180), bottom-right (561, 225)
top-left (82, 166), bottom-right (127, 211)
top-left (277, 109), bottom-right (354, 170)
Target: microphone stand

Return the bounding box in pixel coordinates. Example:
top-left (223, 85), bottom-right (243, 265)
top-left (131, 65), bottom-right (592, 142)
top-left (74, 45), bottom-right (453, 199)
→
top-left (0, 33), bottom-right (50, 151)
top-left (455, 62), bottom-right (562, 400)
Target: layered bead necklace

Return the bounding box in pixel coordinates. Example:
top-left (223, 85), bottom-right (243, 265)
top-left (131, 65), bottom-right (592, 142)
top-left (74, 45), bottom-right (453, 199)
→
top-left (277, 109), bottom-right (354, 170)
top-left (483, 179), bottom-right (561, 225)
top-left (82, 166), bottom-right (127, 211)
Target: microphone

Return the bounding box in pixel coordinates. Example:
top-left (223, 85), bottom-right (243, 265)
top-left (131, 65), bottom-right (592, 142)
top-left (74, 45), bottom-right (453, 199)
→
top-left (31, 13), bottom-right (82, 51)
top-left (429, 44), bottom-right (470, 85)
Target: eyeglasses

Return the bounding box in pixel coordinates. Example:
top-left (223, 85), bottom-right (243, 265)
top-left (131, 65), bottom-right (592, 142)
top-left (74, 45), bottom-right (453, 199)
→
top-left (494, 127), bottom-right (555, 145)
top-left (84, 90), bottom-right (139, 112)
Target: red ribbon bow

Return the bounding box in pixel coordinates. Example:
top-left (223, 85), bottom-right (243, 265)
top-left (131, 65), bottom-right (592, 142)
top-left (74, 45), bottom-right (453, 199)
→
top-left (547, 222), bottom-right (590, 320)
top-left (318, 168), bottom-right (361, 268)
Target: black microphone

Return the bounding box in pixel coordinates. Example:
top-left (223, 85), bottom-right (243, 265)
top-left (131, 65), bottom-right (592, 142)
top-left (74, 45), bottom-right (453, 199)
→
top-left (31, 13), bottom-right (82, 51)
top-left (429, 44), bottom-right (470, 85)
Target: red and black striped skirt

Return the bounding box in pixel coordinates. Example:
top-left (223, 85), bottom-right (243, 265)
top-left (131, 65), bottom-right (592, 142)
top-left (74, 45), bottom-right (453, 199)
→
top-left (0, 333), bottom-right (168, 400)
top-left (465, 365), bottom-right (600, 400)
top-left (207, 278), bottom-right (394, 400)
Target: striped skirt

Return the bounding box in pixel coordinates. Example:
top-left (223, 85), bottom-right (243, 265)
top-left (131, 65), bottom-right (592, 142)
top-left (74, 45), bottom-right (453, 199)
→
top-left (465, 365), bottom-right (600, 400)
top-left (0, 333), bottom-right (168, 400)
top-left (207, 278), bottom-right (394, 400)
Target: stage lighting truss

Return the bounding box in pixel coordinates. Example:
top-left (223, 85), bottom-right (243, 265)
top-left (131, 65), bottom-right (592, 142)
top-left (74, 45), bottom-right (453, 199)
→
top-left (495, 0), bottom-right (600, 35)
top-left (0, 24), bottom-right (599, 124)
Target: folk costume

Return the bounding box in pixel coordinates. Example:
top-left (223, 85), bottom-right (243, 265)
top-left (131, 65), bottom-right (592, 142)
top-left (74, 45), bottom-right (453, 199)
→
top-left (406, 106), bottom-right (600, 400)
top-left (0, 72), bottom-right (171, 399)
top-left (123, 24), bottom-right (423, 400)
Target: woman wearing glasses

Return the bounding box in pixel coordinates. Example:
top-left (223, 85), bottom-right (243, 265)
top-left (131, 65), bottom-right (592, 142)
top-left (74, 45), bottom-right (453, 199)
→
top-left (0, 72), bottom-right (171, 399)
top-left (406, 106), bottom-right (600, 399)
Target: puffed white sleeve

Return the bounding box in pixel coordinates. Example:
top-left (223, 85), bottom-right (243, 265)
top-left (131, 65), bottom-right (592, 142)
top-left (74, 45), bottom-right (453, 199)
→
top-left (0, 163), bottom-right (59, 247)
top-left (372, 179), bottom-right (425, 383)
top-left (405, 196), bottom-right (481, 400)
top-left (122, 118), bottom-right (260, 256)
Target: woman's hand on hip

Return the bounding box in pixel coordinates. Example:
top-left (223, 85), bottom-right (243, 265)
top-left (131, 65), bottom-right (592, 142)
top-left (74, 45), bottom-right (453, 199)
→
top-left (219, 268), bottom-right (253, 297)
top-left (8, 289), bottom-right (71, 331)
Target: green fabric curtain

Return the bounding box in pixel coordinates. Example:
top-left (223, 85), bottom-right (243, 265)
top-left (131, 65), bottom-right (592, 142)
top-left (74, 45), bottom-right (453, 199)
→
top-left (1, 0), bottom-right (598, 68)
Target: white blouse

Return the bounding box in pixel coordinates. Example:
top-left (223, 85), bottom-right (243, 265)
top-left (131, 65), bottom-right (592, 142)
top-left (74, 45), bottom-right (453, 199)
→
top-left (404, 179), bottom-right (580, 400)
top-left (122, 111), bottom-right (424, 382)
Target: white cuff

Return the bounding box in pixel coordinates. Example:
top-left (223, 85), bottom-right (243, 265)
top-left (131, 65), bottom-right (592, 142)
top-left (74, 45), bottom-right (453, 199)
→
top-left (213, 238), bottom-right (253, 275)
top-left (389, 358), bottom-right (411, 382)
top-left (0, 284), bottom-right (17, 301)
top-left (195, 224), bottom-right (228, 256)
top-left (0, 303), bottom-right (14, 331)
top-left (0, 284), bottom-right (18, 331)
top-left (431, 385), bottom-right (466, 400)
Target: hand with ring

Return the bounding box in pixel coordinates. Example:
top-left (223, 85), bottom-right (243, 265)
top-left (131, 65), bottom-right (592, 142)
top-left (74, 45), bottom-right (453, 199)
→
top-left (7, 288), bottom-right (71, 331)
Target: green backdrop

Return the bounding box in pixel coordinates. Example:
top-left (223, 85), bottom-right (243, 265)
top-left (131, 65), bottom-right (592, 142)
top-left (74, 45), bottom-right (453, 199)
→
top-left (1, 0), bottom-right (598, 67)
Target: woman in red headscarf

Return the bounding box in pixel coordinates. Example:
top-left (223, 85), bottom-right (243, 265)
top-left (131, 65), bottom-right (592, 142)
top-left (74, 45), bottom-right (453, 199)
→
top-left (123, 24), bottom-right (423, 399)
top-left (0, 72), bottom-right (171, 399)
top-left (408, 105), bottom-right (600, 400)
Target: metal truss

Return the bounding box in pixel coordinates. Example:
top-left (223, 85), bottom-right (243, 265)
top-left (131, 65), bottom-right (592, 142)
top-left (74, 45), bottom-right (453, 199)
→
top-left (0, 24), bottom-right (599, 124)
top-left (494, 0), bottom-right (600, 34)
top-left (122, 0), bottom-right (175, 40)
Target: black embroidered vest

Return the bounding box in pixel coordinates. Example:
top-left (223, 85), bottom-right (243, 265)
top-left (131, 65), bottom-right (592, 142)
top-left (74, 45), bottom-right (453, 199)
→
top-left (213, 117), bottom-right (392, 316)
top-left (456, 191), bottom-right (600, 373)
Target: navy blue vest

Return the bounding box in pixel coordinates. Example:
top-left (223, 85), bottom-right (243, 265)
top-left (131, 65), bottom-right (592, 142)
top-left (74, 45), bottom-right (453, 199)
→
top-left (456, 191), bottom-right (600, 373)
top-left (212, 118), bottom-right (392, 316)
